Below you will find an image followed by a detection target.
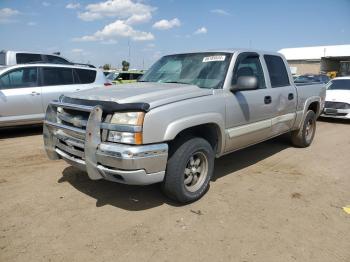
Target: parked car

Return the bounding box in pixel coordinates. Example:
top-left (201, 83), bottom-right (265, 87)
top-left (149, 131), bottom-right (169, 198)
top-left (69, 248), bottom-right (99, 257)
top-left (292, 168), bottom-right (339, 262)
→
top-left (106, 70), bottom-right (144, 84)
top-left (0, 63), bottom-right (110, 127)
top-left (321, 77), bottom-right (350, 119)
top-left (0, 50), bottom-right (71, 66)
top-left (294, 74), bottom-right (330, 84)
top-left (43, 49), bottom-right (326, 203)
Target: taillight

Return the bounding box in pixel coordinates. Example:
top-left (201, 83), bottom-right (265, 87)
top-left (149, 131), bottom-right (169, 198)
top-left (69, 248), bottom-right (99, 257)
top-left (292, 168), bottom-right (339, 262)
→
top-left (104, 82), bottom-right (112, 86)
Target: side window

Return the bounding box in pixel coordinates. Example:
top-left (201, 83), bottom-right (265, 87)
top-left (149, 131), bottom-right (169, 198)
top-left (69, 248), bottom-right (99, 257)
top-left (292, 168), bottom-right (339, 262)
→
top-left (264, 55), bottom-right (290, 87)
top-left (16, 53), bottom-right (42, 64)
top-left (42, 67), bottom-right (74, 86)
top-left (132, 73), bottom-right (143, 80)
top-left (75, 69), bottom-right (96, 84)
top-left (118, 73), bottom-right (131, 80)
top-left (0, 67), bottom-right (38, 89)
top-left (232, 53), bottom-right (266, 89)
top-left (46, 55), bottom-right (69, 64)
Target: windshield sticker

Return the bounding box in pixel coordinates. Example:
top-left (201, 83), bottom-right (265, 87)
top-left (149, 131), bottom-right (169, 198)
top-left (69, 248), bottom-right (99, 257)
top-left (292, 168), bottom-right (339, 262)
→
top-left (202, 55), bottom-right (226, 63)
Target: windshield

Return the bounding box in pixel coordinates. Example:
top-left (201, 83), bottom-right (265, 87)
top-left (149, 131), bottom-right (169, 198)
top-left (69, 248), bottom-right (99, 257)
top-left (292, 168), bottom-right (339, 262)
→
top-left (327, 79), bottom-right (350, 90)
top-left (294, 75), bottom-right (319, 83)
top-left (106, 72), bottom-right (118, 81)
top-left (139, 52), bottom-right (232, 89)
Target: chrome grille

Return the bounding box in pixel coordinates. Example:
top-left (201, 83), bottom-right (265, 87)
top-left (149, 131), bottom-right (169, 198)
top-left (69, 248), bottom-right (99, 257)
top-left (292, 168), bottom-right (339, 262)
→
top-left (324, 101), bottom-right (349, 109)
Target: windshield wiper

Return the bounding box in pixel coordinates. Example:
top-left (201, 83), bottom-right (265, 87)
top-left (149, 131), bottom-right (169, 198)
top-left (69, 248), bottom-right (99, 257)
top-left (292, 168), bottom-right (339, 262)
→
top-left (163, 81), bottom-right (189, 85)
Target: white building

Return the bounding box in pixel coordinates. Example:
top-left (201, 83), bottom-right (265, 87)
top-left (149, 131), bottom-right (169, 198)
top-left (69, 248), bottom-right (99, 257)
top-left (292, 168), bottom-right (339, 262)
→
top-left (278, 44), bottom-right (350, 76)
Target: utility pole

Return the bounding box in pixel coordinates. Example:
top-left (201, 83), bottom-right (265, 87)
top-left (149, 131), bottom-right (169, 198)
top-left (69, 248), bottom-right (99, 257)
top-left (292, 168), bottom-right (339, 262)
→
top-left (128, 38), bottom-right (131, 64)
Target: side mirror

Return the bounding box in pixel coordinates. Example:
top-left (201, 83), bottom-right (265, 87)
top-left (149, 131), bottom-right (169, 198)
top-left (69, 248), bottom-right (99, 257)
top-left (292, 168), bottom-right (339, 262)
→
top-left (231, 76), bottom-right (258, 91)
top-left (117, 77), bottom-right (123, 81)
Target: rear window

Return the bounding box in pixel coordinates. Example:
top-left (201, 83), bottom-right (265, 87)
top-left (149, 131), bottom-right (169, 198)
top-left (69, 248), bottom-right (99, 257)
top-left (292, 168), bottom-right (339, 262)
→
top-left (16, 53), bottom-right (42, 64)
top-left (264, 55), bottom-right (290, 87)
top-left (75, 69), bottom-right (96, 84)
top-left (0, 53), bottom-right (5, 65)
top-left (42, 67), bottom-right (74, 86)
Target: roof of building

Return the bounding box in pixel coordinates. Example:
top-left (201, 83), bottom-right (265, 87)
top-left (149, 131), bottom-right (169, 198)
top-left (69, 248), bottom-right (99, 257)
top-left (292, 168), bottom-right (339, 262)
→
top-left (278, 44), bottom-right (350, 60)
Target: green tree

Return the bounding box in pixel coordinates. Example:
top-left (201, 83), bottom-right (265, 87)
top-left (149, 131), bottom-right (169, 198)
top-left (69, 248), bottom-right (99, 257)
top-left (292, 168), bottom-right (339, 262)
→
top-left (122, 60), bottom-right (130, 71)
top-left (103, 64), bottom-right (111, 70)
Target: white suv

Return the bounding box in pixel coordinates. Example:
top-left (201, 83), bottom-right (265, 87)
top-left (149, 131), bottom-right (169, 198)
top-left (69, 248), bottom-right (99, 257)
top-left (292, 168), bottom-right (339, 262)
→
top-left (0, 63), bottom-right (110, 127)
top-left (0, 50), bottom-right (71, 66)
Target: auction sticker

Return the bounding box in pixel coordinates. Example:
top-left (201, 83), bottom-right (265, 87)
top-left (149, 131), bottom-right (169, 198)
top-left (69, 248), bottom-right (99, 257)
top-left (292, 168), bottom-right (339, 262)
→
top-left (202, 55), bottom-right (226, 63)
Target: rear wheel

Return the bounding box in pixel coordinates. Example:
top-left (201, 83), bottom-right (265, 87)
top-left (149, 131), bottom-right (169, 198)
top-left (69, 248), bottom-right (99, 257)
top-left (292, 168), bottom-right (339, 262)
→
top-left (162, 137), bottom-right (214, 203)
top-left (291, 110), bottom-right (316, 147)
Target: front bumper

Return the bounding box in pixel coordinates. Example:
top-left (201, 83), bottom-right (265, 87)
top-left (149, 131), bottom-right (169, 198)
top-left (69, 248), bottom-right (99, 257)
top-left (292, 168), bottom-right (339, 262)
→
top-left (321, 108), bottom-right (350, 119)
top-left (43, 101), bottom-right (168, 185)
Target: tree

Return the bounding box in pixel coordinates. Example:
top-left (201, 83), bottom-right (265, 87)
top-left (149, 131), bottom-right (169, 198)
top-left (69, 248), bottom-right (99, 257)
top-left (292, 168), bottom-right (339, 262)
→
top-left (122, 60), bottom-right (130, 71)
top-left (103, 64), bottom-right (111, 70)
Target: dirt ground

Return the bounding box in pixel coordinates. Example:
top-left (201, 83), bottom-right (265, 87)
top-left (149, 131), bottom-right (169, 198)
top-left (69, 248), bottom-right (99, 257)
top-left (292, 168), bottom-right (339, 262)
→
top-left (0, 119), bottom-right (349, 262)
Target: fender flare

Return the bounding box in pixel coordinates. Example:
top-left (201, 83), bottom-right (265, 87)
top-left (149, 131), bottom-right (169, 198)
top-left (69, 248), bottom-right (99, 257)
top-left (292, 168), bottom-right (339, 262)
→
top-left (163, 113), bottom-right (226, 155)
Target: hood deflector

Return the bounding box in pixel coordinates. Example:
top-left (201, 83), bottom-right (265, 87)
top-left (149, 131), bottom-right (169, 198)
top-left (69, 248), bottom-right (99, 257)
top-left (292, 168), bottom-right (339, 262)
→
top-left (61, 96), bottom-right (150, 113)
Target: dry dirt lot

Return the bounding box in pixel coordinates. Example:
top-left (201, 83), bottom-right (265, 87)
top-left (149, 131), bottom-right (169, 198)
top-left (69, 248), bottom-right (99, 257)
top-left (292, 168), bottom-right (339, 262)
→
top-left (0, 119), bottom-right (349, 262)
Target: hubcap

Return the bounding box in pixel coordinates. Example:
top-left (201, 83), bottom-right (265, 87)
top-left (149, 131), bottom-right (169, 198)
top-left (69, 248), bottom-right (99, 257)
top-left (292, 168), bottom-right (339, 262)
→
top-left (305, 118), bottom-right (314, 142)
top-left (184, 152), bottom-right (208, 192)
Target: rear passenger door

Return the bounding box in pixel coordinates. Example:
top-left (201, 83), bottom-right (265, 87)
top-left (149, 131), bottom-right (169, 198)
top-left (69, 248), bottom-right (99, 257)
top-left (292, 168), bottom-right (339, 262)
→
top-left (0, 67), bottom-right (43, 124)
top-left (40, 67), bottom-right (81, 111)
top-left (263, 55), bottom-right (297, 135)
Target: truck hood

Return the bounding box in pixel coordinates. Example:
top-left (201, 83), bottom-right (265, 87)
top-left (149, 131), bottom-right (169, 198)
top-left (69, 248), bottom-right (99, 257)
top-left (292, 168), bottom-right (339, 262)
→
top-left (326, 89), bottom-right (350, 104)
top-left (66, 82), bottom-right (213, 109)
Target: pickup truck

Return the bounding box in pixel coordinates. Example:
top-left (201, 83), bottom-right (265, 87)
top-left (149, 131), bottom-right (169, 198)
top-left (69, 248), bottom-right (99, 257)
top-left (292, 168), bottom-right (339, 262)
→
top-left (43, 49), bottom-right (326, 203)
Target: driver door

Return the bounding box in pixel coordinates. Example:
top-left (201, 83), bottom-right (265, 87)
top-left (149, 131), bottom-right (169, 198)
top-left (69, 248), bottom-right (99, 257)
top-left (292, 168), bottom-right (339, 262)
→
top-left (224, 52), bottom-right (274, 152)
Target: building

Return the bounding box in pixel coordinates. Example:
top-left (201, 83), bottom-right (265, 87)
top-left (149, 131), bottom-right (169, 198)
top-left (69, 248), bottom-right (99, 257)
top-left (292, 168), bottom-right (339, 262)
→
top-left (279, 44), bottom-right (350, 76)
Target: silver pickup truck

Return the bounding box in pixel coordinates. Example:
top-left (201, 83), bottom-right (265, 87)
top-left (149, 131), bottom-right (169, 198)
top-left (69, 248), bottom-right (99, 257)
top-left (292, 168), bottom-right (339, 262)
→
top-left (43, 49), bottom-right (326, 203)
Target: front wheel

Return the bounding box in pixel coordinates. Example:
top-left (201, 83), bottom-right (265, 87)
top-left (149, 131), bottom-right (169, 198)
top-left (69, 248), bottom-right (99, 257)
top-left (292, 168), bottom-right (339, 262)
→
top-left (162, 137), bottom-right (214, 203)
top-left (291, 110), bottom-right (316, 148)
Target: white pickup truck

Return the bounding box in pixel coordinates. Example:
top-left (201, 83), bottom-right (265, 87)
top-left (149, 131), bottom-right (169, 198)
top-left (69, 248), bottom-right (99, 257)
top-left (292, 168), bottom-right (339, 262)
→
top-left (44, 49), bottom-right (326, 203)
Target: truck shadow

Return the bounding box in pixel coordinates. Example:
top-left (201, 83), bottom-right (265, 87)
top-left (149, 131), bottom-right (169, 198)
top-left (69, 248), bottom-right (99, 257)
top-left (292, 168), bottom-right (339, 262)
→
top-left (0, 125), bottom-right (42, 139)
top-left (59, 135), bottom-right (291, 211)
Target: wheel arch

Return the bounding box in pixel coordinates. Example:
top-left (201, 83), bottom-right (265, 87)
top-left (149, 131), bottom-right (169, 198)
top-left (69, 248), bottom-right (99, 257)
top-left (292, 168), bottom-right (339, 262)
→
top-left (163, 113), bottom-right (225, 156)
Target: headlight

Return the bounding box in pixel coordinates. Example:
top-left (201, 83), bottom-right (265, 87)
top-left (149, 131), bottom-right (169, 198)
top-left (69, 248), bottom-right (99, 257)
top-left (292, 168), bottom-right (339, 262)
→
top-left (110, 112), bottom-right (144, 125)
top-left (107, 112), bottom-right (144, 144)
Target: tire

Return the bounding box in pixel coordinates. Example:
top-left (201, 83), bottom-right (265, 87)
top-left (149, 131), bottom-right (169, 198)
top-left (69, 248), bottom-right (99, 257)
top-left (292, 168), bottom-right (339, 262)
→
top-left (162, 137), bottom-right (214, 203)
top-left (291, 110), bottom-right (317, 148)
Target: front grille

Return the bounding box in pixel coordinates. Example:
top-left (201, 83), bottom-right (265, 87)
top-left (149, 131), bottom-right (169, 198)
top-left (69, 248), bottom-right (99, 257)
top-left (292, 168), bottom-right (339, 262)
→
top-left (324, 101), bottom-right (349, 109)
top-left (57, 108), bottom-right (90, 130)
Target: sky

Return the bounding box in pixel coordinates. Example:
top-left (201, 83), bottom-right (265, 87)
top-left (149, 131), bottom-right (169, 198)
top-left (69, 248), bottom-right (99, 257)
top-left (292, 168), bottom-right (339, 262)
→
top-left (0, 0), bottom-right (349, 69)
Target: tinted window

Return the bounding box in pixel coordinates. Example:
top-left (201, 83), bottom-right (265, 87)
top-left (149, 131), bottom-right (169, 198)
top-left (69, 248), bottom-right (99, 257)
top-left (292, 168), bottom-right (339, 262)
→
top-left (43, 67), bottom-right (74, 86)
top-left (118, 73), bottom-right (131, 80)
top-left (0, 52), bottom-right (5, 65)
top-left (131, 73), bottom-right (143, 80)
top-left (16, 53), bottom-right (42, 64)
top-left (0, 67), bottom-right (38, 89)
top-left (232, 53), bottom-right (266, 89)
top-left (75, 69), bottom-right (96, 84)
top-left (46, 55), bottom-right (69, 64)
top-left (264, 55), bottom-right (290, 87)
top-left (327, 79), bottom-right (350, 90)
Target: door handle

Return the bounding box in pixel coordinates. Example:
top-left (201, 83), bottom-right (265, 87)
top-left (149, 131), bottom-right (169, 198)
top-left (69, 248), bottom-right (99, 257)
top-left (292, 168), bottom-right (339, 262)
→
top-left (75, 88), bottom-right (80, 91)
top-left (264, 96), bottom-right (272, 104)
top-left (288, 93), bottom-right (294, 100)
